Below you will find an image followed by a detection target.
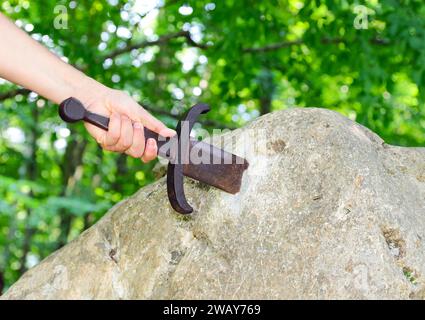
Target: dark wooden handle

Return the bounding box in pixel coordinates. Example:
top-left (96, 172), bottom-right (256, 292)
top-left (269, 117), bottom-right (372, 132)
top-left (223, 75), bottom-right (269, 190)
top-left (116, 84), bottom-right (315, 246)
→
top-left (58, 97), bottom-right (170, 156)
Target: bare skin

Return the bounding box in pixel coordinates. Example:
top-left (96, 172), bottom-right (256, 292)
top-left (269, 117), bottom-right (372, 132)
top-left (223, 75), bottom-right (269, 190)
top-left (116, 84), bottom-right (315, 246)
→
top-left (0, 13), bottom-right (175, 162)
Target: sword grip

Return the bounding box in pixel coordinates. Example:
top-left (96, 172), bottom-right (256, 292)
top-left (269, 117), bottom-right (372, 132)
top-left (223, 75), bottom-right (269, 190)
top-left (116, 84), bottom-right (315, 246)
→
top-left (58, 97), bottom-right (170, 156)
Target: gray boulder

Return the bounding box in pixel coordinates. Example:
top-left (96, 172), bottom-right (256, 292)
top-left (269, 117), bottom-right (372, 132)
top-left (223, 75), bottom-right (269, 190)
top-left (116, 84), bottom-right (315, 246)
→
top-left (3, 108), bottom-right (425, 299)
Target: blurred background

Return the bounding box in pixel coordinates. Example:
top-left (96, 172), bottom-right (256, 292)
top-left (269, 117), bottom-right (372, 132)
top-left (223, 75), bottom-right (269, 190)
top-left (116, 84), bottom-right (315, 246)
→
top-left (0, 0), bottom-right (424, 293)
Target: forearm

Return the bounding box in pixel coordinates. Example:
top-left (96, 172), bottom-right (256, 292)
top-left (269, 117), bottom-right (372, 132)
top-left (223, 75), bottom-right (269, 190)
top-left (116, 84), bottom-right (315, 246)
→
top-left (0, 13), bottom-right (91, 104)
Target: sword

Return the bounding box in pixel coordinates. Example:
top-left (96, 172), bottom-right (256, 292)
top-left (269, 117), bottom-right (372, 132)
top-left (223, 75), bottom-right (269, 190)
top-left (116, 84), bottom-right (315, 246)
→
top-left (58, 98), bottom-right (249, 214)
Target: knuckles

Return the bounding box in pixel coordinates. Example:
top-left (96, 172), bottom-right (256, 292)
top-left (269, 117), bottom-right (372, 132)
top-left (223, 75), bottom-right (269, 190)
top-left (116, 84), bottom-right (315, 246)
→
top-left (107, 131), bottom-right (120, 144)
top-left (126, 149), bottom-right (144, 158)
top-left (120, 139), bottom-right (133, 150)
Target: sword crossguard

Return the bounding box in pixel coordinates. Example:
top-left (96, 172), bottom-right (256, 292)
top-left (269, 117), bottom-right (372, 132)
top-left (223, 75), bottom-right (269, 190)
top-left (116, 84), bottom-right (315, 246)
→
top-left (167, 103), bottom-right (210, 214)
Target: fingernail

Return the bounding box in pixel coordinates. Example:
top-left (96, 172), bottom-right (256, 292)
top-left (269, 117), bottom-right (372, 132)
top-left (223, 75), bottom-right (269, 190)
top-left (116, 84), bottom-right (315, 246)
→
top-left (134, 122), bottom-right (143, 129)
top-left (147, 139), bottom-right (157, 150)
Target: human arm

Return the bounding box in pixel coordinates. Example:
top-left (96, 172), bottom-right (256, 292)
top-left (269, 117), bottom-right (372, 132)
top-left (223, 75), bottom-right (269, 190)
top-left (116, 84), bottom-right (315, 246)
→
top-left (0, 13), bottom-right (175, 162)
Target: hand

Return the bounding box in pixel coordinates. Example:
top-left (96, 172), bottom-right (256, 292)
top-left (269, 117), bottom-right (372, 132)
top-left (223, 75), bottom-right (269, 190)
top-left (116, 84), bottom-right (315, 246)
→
top-left (75, 79), bottom-right (176, 163)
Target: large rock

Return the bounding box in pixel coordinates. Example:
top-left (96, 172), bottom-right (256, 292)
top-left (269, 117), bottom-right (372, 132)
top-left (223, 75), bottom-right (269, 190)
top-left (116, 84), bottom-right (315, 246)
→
top-left (3, 108), bottom-right (425, 299)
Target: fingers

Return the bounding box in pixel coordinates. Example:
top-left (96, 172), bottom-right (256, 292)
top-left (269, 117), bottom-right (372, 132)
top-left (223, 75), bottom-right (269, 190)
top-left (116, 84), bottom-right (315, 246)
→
top-left (103, 114), bottom-right (133, 153)
top-left (125, 122), bottom-right (145, 158)
top-left (100, 115), bottom-right (158, 162)
top-left (142, 138), bottom-right (158, 163)
top-left (104, 113), bottom-right (121, 146)
top-left (118, 115), bottom-right (133, 151)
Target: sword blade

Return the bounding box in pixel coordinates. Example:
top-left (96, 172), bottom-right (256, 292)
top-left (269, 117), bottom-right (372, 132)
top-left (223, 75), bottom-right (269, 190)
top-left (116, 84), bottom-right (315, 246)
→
top-left (182, 141), bottom-right (249, 194)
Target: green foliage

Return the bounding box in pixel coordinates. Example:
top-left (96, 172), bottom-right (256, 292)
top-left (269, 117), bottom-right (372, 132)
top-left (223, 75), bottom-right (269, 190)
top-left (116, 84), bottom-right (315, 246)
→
top-left (0, 0), bottom-right (424, 292)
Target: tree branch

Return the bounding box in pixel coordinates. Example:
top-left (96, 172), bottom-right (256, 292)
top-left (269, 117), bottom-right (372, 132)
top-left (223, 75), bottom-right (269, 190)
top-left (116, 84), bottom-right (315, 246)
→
top-left (243, 37), bottom-right (390, 53)
top-left (180, 31), bottom-right (210, 50)
top-left (243, 39), bottom-right (304, 53)
top-left (104, 31), bottom-right (389, 58)
top-left (102, 31), bottom-right (207, 61)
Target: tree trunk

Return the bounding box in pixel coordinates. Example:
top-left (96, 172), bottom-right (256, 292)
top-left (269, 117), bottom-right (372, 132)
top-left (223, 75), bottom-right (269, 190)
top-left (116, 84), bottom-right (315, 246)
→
top-left (111, 153), bottom-right (128, 193)
top-left (0, 271), bottom-right (4, 295)
top-left (259, 96), bottom-right (272, 115)
top-left (256, 68), bottom-right (275, 115)
top-left (18, 106), bottom-right (39, 275)
top-left (56, 134), bottom-right (87, 249)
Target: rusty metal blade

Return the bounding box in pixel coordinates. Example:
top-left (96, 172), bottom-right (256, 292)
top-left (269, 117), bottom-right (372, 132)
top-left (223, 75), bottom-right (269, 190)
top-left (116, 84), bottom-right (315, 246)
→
top-left (182, 141), bottom-right (249, 194)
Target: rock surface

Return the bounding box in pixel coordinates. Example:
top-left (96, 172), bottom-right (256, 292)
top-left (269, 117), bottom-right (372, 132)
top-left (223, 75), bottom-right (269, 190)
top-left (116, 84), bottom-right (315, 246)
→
top-left (3, 108), bottom-right (425, 300)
